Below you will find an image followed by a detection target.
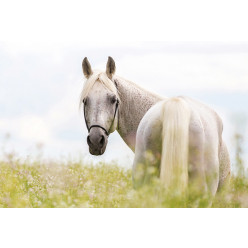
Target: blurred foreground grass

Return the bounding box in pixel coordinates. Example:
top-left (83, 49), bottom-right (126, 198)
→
top-left (1, 157), bottom-right (248, 208)
top-left (0, 159), bottom-right (132, 208)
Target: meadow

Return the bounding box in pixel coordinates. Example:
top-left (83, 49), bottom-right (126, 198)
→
top-left (0, 147), bottom-right (248, 208)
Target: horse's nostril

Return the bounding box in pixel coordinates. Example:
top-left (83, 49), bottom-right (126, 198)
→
top-left (99, 135), bottom-right (105, 147)
top-left (87, 135), bottom-right (92, 146)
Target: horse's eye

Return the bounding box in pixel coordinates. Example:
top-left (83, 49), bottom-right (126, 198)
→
top-left (111, 97), bottom-right (117, 104)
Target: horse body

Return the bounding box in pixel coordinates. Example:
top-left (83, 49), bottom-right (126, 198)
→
top-left (133, 96), bottom-right (230, 195)
top-left (81, 56), bottom-right (230, 197)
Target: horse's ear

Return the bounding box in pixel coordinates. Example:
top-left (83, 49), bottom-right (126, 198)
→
top-left (82, 57), bottom-right (93, 79)
top-left (106, 56), bottom-right (116, 79)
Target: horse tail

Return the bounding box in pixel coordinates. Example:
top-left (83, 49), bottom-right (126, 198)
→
top-left (160, 97), bottom-right (191, 195)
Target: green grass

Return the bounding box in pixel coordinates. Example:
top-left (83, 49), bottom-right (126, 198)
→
top-left (1, 157), bottom-right (248, 208)
top-left (0, 159), bottom-right (132, 208)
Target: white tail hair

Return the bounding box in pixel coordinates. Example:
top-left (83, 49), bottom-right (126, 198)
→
top-left (160, 97), bottom-right (191, 195)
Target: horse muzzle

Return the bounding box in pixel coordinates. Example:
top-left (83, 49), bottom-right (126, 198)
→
top-left (87, 127), bottom-right (108, 155)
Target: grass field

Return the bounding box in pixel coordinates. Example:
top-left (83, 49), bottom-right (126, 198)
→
top-left (1, 154), bottom-right (248, 208)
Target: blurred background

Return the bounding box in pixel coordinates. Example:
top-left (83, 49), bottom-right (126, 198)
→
top-left (0, 42), bottom-right (247, 168)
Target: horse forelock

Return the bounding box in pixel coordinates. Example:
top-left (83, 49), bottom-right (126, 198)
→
top-left (79, 71), bottom-right (119, 108)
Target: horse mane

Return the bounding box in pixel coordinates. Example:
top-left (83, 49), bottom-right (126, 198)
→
top-left (79, 71), bottom-right (119, 107)
top-left (114, 75), bottom-right (163, 101)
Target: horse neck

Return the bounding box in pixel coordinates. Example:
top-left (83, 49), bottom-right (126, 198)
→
top-left (114, 76), bottom-right (163, 151)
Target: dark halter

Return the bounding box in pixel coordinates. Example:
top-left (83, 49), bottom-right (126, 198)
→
top-left (84, 99), bottom-right (119, 137)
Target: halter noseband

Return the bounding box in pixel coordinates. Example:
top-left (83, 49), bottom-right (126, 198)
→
top-left (84, 99), bottom-right (119, 137)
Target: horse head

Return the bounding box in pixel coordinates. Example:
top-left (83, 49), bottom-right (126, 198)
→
top-left (80, 57), bottom-right (119, 155)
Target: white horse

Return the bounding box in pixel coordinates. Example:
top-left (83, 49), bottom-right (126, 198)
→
top-left (80, 57), bottom-right (230, 196)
